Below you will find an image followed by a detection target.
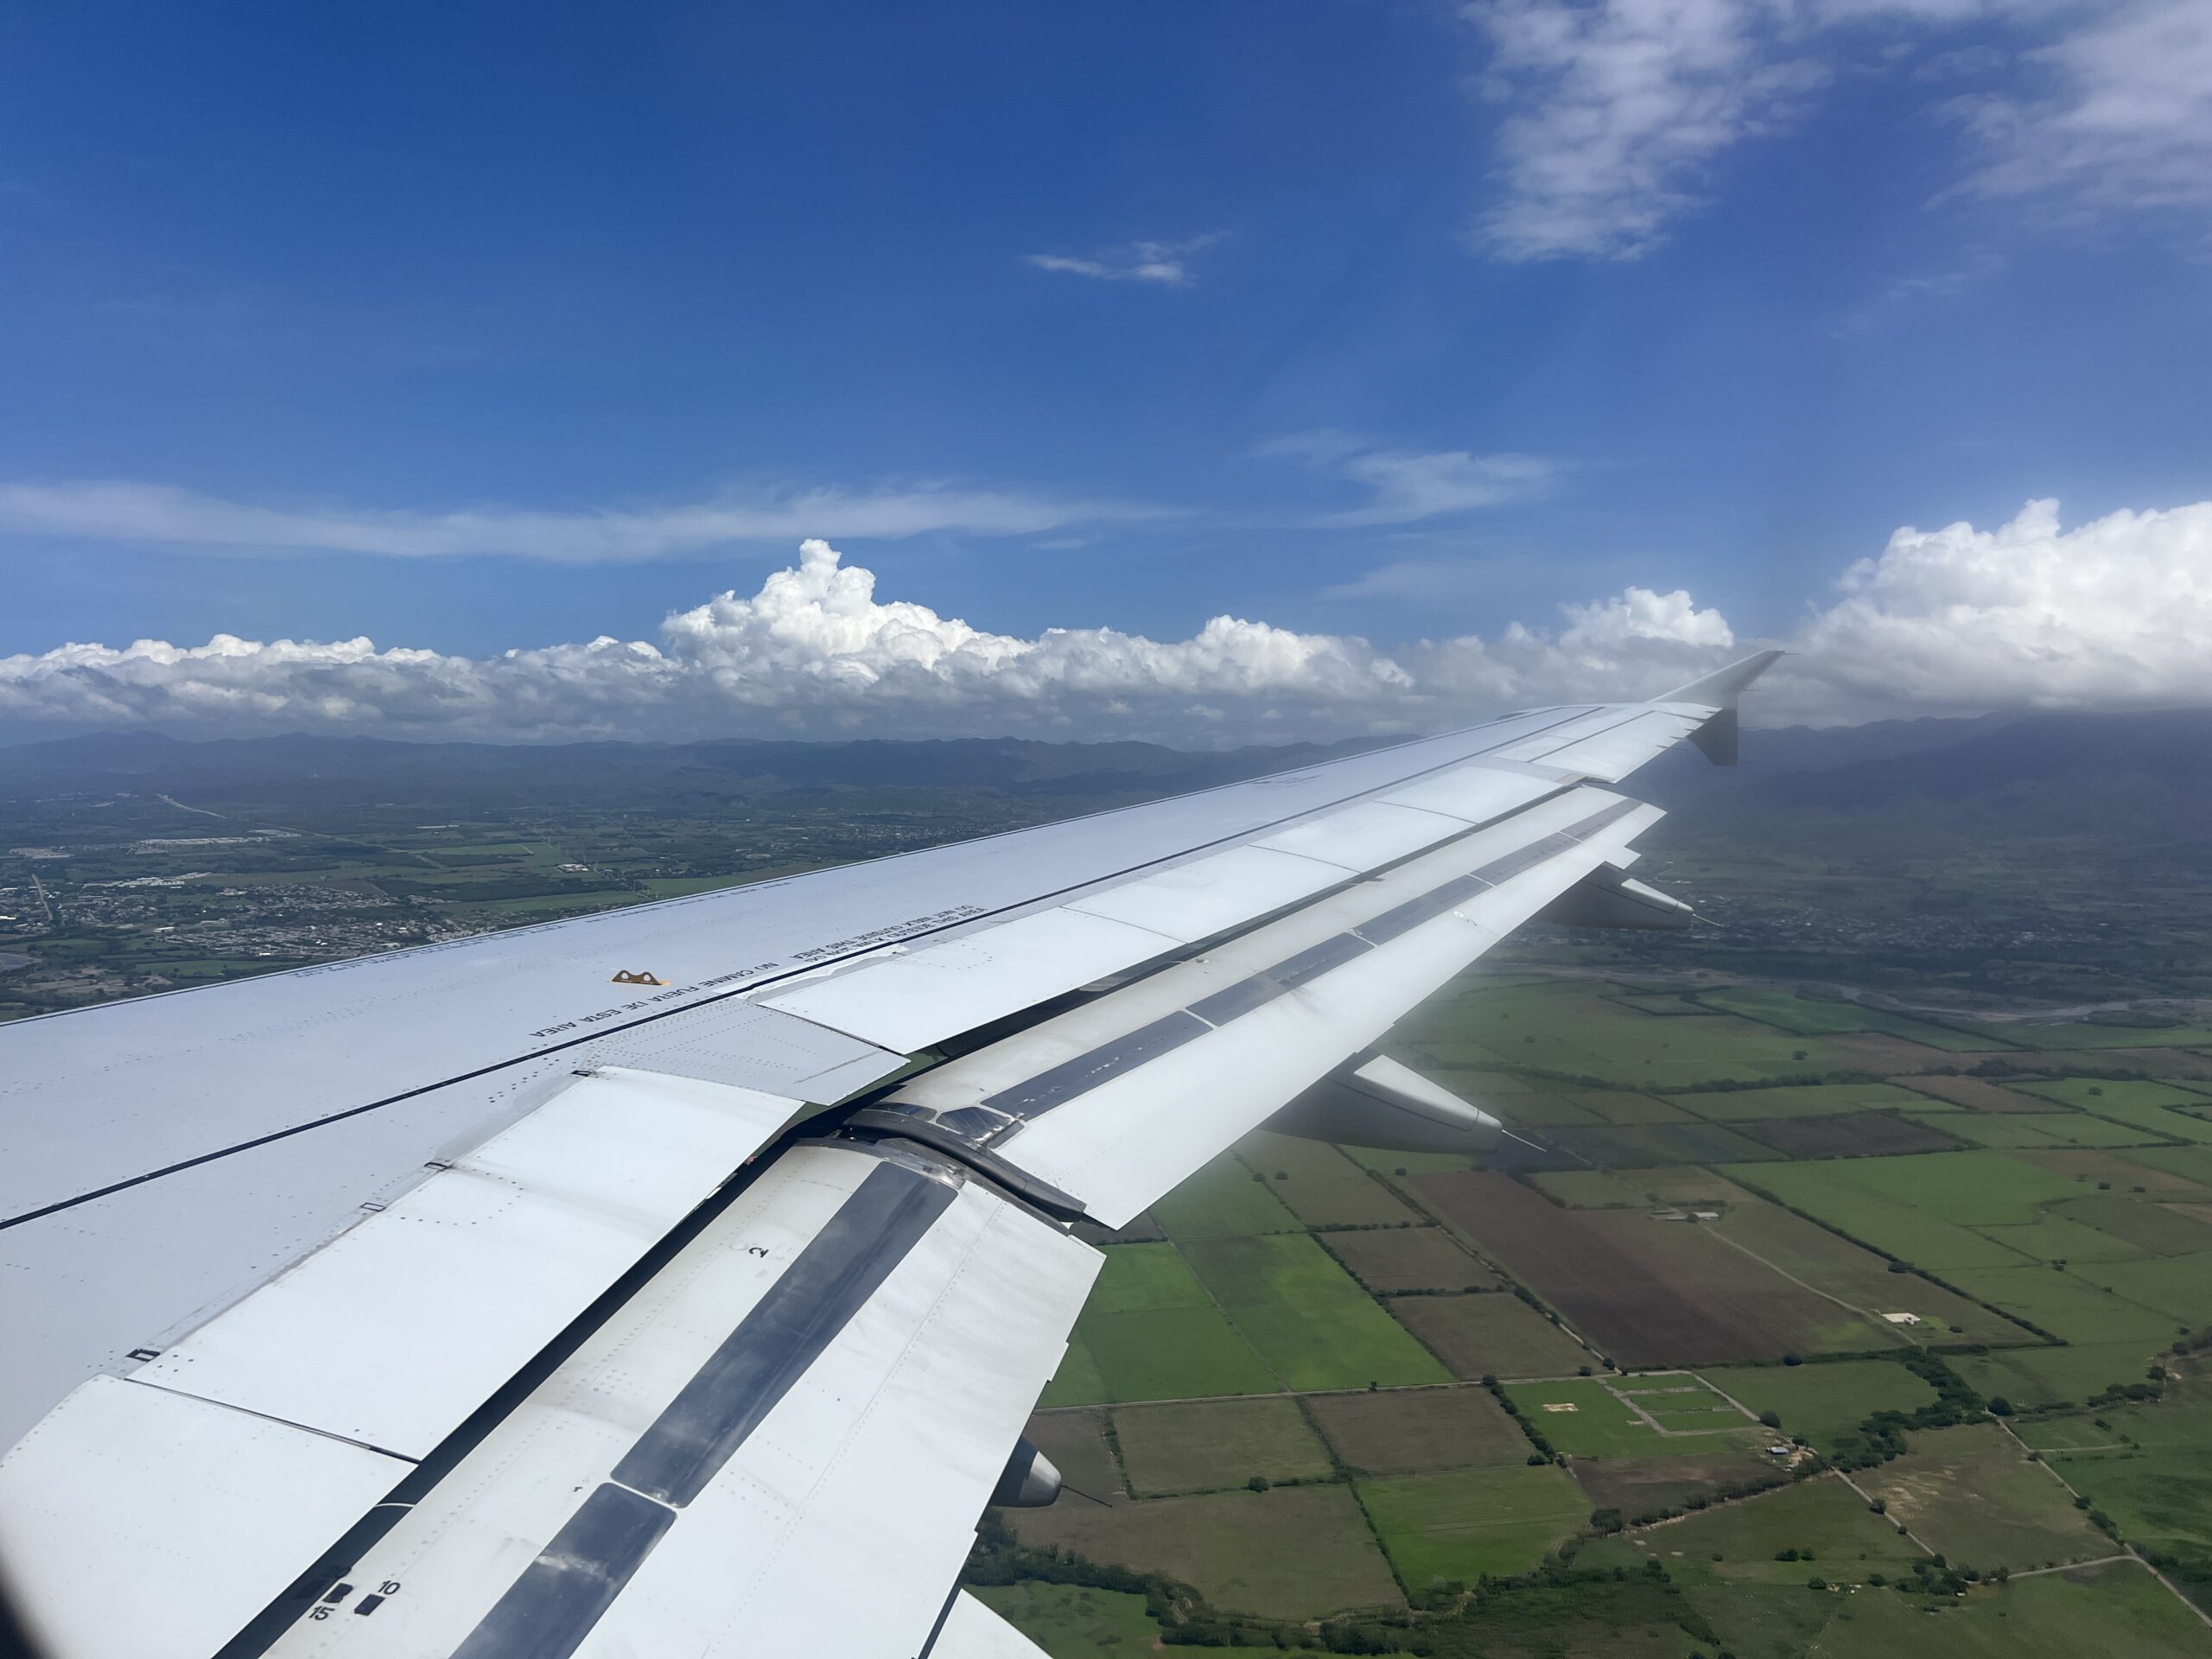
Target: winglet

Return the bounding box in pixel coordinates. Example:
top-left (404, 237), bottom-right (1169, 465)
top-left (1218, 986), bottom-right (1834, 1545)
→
top-left (1657, 648), bottom-right (1782, 767)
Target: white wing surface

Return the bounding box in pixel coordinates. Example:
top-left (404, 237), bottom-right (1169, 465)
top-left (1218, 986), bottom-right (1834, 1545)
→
top-left (0, 653), bottom-right (1778, 1658)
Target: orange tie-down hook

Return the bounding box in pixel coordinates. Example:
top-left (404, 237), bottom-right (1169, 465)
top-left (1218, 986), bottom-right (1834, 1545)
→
top-left (611, 969), bottom-right (667, 986)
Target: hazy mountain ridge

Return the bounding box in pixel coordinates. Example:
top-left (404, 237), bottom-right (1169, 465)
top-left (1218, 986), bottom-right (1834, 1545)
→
top-left (8, 709), bottom-right (2210, 830)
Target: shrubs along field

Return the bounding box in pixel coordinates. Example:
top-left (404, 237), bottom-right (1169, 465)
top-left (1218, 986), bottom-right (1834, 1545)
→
top-left (983, 975), bottom-right (2212, 1653)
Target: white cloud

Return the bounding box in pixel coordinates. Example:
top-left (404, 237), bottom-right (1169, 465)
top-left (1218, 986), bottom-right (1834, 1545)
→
top-left (1462, 0), bottom-right (2212, 261)
top-left (1465, 0), bottom-right (1822, 261)
top-left (1788, 497), bottom-right (2212, 716)
top-left (1952, 0), bottom-right (2212, 218)
top-left (0, 478), bottom-right (1156, 563)
top-left (1258, 432), bottom-right (1555, 524)
top-left (1024, 235), bottom-right (1221, 286)
top-left (4, 501), bottom-right (2208, 745)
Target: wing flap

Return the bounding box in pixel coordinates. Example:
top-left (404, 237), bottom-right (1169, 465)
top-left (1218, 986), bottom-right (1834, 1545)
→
top-left (133, 1067), bottom-right (801, 1459)
top-left (0, 1376), bottom-right (412, 1659)
top-left (248, 1141), bottom-right (1101, 1658)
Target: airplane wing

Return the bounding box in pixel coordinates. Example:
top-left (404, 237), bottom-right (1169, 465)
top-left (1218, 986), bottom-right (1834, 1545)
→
top-left (0, 652), bottom-right (1778, 1659)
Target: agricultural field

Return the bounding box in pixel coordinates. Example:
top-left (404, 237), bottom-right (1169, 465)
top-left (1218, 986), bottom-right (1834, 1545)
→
top-left (1357, 1463), bottom-right (1591, 1589)
top-left (1582, 1476), bottom-right (1923, 1586)
top-left (1036, 1243), bottom-right (1278, 1406)
top-left (1147, 1153), bottom-right (1303, 1240)
top-left (2027, 1370), bottom-right (2212, 1571)
top-left (1699, 1360), bottom-right (1941, 1452)
top-left (1004, 1481), bottom-right (1403, 1620)
top-left (1412, 1171), bottom-right (1895, 1363)
top-left (969, 1584), bottom-right (1165, 1659)
top-left (1233, 1130), bottom-right (1419, 1227)
top-left (1181, 1234), bottom-right (1451, 1391)
top-left (1306, 1385), bottom-right (1530, 1476)
top-left (1111, 1397), bottom-right (1332, 1496)
top-left (1505, 1376), bottom-right (1765, 1459)
top-left (1857, 1423), bottom-right (2113, 1567)
top-left (1787, 1561), bottom-right (2212, 1659)
top-left (1387, 1291), bottom-right (1598, 1378)
top-left (988, 974), bottom-right (2212, 1649)
top-left (1319, 1225), bottom-right (1499, 1294)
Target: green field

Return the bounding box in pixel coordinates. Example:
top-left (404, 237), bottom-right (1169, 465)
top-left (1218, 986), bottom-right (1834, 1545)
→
top-left (1306, 1385), bottom-right (1532, 1476)
top-left (2037, 1383), bottom-right (2212, 1567)
top-left (1676, 1082), bottom-right (1940, 1122)
top-left (1699, 1360), bottom-right (1940, 1452)
top-left (1416, 982), bottom-right (1850, 1090)
top-left (1858, 1423), bottom-right (2113, 1568)
top-left (1707, 1199), bottom-right (2031, 1341)
top-left (986, 969), bottom-right (2212, 1650)
top-left (971, 1584), bottom-right (1165, 1657)
top-left (1974, 1214), bottom-right (2152, 1262)
top-left (1920, 1110), bottom-right (2161, 1149)
top-left (1039, 1243), bottom-right (1280, 1405)
top-left (1580, 1477), bottom-right (1923, 1586)
top-left (1007, 1484), bottom-right (1404, 1619)
top-left (1787, 1560), bottom-right (2212, 1659)
top-left (1357, 1464), bottom-right (1589, 1588)
top-left (1234, 1131), bottom-right (1418, 1227)
top-left (1149, 1154), bottom-right (1305, 1240)
top-left (1319, 1226), bottom-right (1498, 1294)
top-left (1113, 1396), bottom-right (1333, 1495)
top-left (1942, 1264), bottom-right (2181, 1346)
top-left (1183, 1234), bottom-right (1452, 1391)
top-left (1729, 1157), bottom-right (2056, 1269)
top-left (1530, 1169), bottom-right (1656, 1208)
top-left (1951, 1018), bottom-right (2212, 1050)
top-left (1388, 1293), bottom-right (1597, 1379)
top-left (1953, 1341), bottom-right (2180, 1408)
top-left (1502, 1377), bottom-right (1758, 1459)
top-left (1567, 1090), bottom-right (1695, 1124)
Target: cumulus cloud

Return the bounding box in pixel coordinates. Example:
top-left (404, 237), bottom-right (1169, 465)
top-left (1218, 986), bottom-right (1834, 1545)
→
top-left (1788, 497), bottom-right (2212, 716)
top-left (1462, 0), bottom-right (2212, 262)
top-left (3, 502), bottom-right (2207, 745)
top-left (1257, 433), bottom-right (1555, 524)
top-left (1024, 235), bottom-right (1222, 286)
top-left (0, 478), bottom-right (1157, 563)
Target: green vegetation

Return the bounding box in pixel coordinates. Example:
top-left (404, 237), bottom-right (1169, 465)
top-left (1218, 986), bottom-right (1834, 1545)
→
top-left (1235, 1130), bottom-right (1419, 1227)
top-left (1796, 1560), bottom-right (2212, 1659)
top-left (1503, 1377), bottom-right (1755, 1459)
top-left (1675, 1082), bottom-right (1937, 1121)
top-left (1700, 1360), bottom-right (1940, 1452)
top-left (1580, 1478), bottom-right (1923, 1586)
top-left (1113, 1397), bottom-right (1332, 1496)
top-left (1147, 1152), bottom-right (1305, 1239)
top-left (1319, 1226), bottom-right (1498, 1294)
top-left (1184, 1234), bottom-right (1452, 1392)
top-left (1306, 1386), bottom-right (1531, 1476)
top-left (1694, 985), bottom-right (1997, 1050)
top-left (1857, 1422), bottom-right (2113, 1567)
top-left (2037, 1371), bottom-right (2212, 1578)
top-left (1039, 1243), bottom-right (1279, 1406)
top-left (1387, 1292), bottom-right (1595, 1379)
top-left (1357, 1463), bottom-right (1589, 1588)
top-left (969, 1582), bottom-right (1165, 1657)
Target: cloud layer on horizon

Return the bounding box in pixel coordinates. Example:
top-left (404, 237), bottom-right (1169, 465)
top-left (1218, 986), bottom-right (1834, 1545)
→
top-left (3, 499), bottom-right (2207, 745)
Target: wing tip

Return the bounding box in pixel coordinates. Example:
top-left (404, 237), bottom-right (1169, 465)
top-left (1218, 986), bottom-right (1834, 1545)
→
top-left (1657, 648), bottom-right (1784, 711)
top-left (1659, 649), bottom-right (1783, 768)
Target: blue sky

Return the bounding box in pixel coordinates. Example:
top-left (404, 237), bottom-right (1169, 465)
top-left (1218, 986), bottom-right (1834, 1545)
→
top-left (2, 0), bottom-right (2208, 740)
